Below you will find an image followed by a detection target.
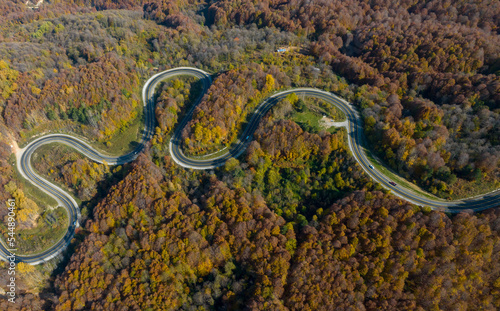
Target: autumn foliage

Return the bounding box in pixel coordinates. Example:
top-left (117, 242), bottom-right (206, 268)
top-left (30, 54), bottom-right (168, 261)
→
top-left (0, 1), bottom-right (499, 310)
top-left (183, 64), bottom-right (289, 155)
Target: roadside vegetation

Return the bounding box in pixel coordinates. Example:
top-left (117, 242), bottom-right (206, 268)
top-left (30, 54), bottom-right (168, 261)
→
top-left (0, 176), bottom-right (68, 255)
top-left (0, 1), bottom-right (498, 310)
top-left (92, 106), bottom-right (144, 155)
top-left (4, 206), bottom-right (68, 255)
top-left (272, 93), bottom-right (346, 134)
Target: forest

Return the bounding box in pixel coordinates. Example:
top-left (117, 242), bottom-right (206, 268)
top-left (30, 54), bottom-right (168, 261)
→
top-left (3, 113), bottom-right (500, 310)
top-left (0, 0), bottom-right (498, 310)
top-left (182, 65), bottom-right (289, 155)
top-left (206, 0), bottom-right (500, 197)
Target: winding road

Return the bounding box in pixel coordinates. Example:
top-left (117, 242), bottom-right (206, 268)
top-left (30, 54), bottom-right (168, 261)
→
top-left (1, 67), bottom-right (499, 265)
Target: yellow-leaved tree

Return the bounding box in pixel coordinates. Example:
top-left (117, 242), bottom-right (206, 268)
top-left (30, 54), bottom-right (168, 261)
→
top-left (17, 262), bottom-right (35, 275)
top-left (4, 181), bottom-right (40, 227)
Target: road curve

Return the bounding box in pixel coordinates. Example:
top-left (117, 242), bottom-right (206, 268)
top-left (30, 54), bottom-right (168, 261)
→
top-left (0, 67), bottom-right (211, 264)
top-left (169, 87), bottom-right (500, 212)
top-left (2, 67), bottom-right (499, 265)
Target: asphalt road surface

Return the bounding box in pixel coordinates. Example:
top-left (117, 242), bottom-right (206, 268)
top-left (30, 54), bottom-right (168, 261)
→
top-left (1, 67), bottom-right (498, 265)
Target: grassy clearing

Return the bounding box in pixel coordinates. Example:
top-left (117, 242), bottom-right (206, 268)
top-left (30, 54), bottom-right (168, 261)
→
top-left (1, 206), bottom-right (69, 255)
top-left (290, 110), bottom-right (322, 132)
top-left (302, 95), bottom-right (346, 122)
top-left (288, 96), bottom-right (345, 134)
top-left (92, 107), bottom-right (144, 155)
top-left (289, 110), bottom-right (341, 134)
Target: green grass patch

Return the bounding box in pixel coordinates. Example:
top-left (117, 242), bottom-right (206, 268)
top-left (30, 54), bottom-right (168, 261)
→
top-left (307, 97), bottom-right (346, 122)
top-left (0, 206), bottom-right (69, 255)
top-left (290, 109), bottom-right (343, 134)
top-left (92, 107), bottom-right (144, 155)
top-left (290, 110), bottom-right (323, 133)
top-left (288, 96), bottom-right (345, 134)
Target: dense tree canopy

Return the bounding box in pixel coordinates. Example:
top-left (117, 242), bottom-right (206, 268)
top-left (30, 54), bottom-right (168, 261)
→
top-left (0, 0), bottom-right (499, 310)
top-left (206, 0), bottom-right (500, 197)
